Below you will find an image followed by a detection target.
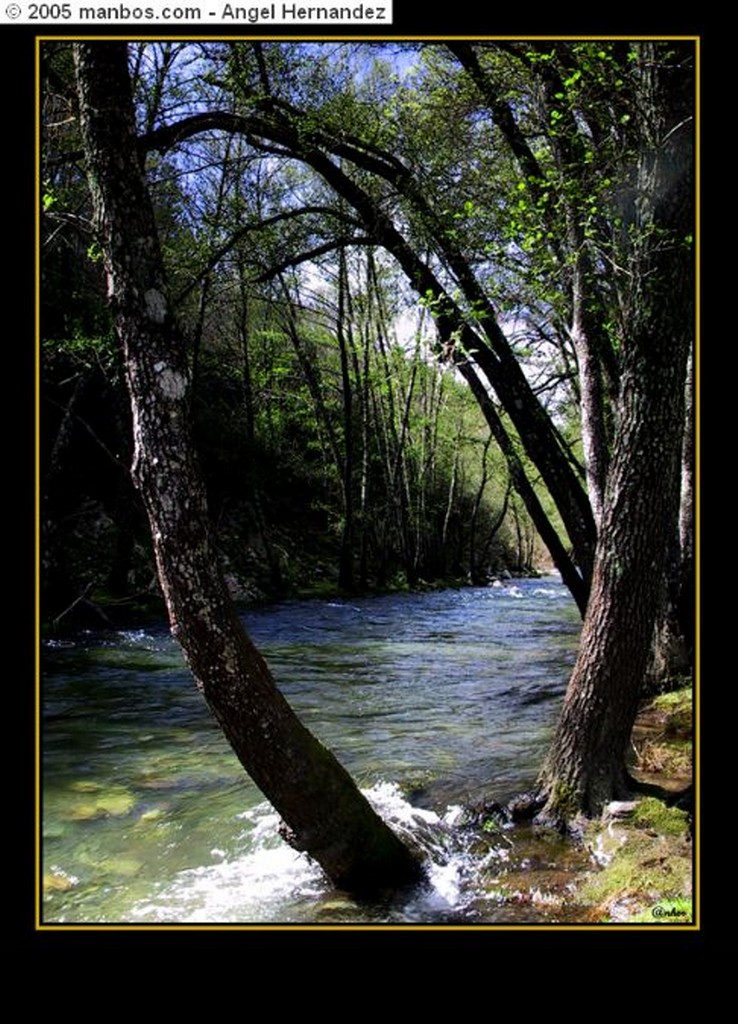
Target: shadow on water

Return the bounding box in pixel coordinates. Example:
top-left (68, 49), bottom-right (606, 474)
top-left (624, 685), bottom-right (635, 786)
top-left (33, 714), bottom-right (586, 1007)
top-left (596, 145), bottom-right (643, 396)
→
top-left (41, 578), bottom-right (584, 924)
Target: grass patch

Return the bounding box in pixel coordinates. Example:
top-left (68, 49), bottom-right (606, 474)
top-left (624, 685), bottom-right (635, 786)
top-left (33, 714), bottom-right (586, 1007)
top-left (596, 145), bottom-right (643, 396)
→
top-left (634, 739), bottom-right (692, 776)
top-left (579, 683), bottom-right (695, 924)
top-left (631, 683), bottom-right (693, 779)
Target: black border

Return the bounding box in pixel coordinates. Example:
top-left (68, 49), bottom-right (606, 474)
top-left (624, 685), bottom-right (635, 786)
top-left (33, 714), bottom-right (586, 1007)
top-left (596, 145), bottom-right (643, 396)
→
top-left (16, 9), bottom-right (714, 958)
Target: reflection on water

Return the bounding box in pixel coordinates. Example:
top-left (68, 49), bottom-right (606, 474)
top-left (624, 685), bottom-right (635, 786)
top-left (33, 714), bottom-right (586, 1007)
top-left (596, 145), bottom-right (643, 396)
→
top-left (41, 578), bottom-right (580, 924)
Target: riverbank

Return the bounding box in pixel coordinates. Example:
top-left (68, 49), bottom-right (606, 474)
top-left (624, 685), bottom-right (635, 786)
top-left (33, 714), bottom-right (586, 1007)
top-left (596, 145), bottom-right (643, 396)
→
top-left (463, 684), bottom-right (694, 924)
top-left (578, 684), bottom-right (694, 924)
top-left (42, 566), bottom-right (548, 634)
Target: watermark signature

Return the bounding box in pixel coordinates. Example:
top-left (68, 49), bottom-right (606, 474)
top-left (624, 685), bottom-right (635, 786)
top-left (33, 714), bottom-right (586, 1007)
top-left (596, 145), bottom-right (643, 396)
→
top-left (650, 900), bottom-right (691, 921)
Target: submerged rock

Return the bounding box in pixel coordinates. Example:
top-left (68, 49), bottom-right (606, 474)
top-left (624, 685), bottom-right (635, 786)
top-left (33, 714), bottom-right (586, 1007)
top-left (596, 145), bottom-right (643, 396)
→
top-left (67, 802), bottom-right (108, 822)
top-left (95, 790), bottom-right (136, 816)
top-left (64, 786), bottom-right (136, 820)
top-left (70, 780), bottom-right (102, 793)
top-left (43, 872), bottom-right (76, 893)
top-left (96, 856), bottom-right (144, 878)
top-left (137, 807), bottom-right (166, 824)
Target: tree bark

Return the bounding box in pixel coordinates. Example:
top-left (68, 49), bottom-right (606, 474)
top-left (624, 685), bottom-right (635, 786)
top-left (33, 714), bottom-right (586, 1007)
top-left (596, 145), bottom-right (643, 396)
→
top-left (336, 248), bottom-right (356, 590)
top-left (567, 249), bottom-right (610, 533)
top-left (535, 42), bottom-right (694, 821)
top-left (73, 40), bottom-right (422, 896)
top-left (677, 343), bottom-right (695, 656)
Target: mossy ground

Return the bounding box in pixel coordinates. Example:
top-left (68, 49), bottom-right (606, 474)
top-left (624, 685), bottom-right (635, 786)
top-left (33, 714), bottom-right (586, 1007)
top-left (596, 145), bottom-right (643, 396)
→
top-left (575, 686), bottom-right (694, 924)
top-left (578, 797), bottom-right (693, 923)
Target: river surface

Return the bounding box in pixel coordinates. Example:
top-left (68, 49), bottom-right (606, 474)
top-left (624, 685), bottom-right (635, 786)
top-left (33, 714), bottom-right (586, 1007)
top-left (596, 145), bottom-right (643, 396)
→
top-left (41, 577), bottom-right (585, 926)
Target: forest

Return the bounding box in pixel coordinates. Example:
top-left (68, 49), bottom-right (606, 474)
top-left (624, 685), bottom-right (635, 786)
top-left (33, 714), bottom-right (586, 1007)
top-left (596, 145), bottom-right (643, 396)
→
top-left (40, 38), bottom-right (696, 926)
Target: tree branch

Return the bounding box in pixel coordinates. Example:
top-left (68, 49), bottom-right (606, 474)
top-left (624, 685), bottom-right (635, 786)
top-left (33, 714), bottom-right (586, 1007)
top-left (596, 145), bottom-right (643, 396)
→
top-left (174, 205), bottom-right (364, 303)
top-left (251, 236), bottom-right (374, 283)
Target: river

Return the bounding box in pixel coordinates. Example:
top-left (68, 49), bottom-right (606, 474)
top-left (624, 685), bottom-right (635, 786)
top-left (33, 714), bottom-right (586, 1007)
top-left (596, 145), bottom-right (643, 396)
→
top-left (41, 576), bottom-right (585, 925)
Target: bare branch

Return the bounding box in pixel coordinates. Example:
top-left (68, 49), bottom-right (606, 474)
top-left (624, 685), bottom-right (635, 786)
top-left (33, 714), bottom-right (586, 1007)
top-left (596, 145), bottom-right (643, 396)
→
top-left (175, 206), bottom-right (364, 304)
top-left (251, 236), bottom-right (374, 284)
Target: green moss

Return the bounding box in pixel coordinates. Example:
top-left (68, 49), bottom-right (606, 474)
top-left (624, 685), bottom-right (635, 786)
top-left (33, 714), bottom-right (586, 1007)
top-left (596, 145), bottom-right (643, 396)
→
top-left (651, 686), bottom-right (692, 712)
top-left (548, 779), bottom-right (580, 819)
top-left (631, 797), bottom-right (690, 836)
top-left (579, 795), bottom-right (692, 922)
top-left (583, 833), bottom-right (688, 900)
top-left (649, 686), bottom-right (693, 737)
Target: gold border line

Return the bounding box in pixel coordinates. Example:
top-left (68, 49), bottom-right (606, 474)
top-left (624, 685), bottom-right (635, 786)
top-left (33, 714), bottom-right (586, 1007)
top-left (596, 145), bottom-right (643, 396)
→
top-left (693, 36), bottom-right (701, 935)
top-left (36, 32), bottom-right (700, 934)
top-left (35, 36), bottom-right (43, 936)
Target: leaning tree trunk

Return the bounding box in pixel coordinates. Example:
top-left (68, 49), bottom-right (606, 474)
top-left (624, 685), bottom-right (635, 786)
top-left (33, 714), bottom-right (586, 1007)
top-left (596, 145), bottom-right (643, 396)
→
top-left (535, 42), bottom-right (694, 823)
top-left (73, 41), bottom-right (421, 896)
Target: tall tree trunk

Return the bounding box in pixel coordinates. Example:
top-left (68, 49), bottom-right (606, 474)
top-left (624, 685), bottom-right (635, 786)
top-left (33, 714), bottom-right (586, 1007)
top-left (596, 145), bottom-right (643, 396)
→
top-left (535, 42), bottom-right (694, 821)
top-left (468, 433), bottom-right (492, 584)
top-left (677, 342), bottom-right (695, 656)
top-left (567, 248), bottom-right (610, 532)
top-left (336, 248), bottom-right (355, 590)
top-left (537, 312), bottom-right (690, 815)
top-left (73, 40), bottom-right (421, 895)
top-left (448, 40), bottom-right (619, 555)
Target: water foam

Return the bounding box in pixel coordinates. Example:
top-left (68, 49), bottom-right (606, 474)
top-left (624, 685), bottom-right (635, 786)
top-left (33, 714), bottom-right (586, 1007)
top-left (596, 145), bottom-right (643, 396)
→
top-left (128, 781), bottom-right (508, 924)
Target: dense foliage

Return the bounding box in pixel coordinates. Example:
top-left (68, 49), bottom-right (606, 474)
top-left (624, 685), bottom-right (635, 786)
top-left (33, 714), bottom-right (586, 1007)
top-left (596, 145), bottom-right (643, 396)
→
top-left (41, 42), bottom-right (546, 624)
top-left (41, 39), bottom-right (693, 655)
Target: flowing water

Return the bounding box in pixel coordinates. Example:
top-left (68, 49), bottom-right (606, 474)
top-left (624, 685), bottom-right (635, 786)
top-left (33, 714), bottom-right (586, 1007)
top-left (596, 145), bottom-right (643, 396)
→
top-left (41, 577), bottom-right (588, 926)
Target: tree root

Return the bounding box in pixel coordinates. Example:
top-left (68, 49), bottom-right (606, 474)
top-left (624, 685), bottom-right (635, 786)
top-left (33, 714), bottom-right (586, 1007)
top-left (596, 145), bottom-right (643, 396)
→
top-left (471, 775), bottom-right (693, 840)
top-left (469, 789), bottom-right (548, 829)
